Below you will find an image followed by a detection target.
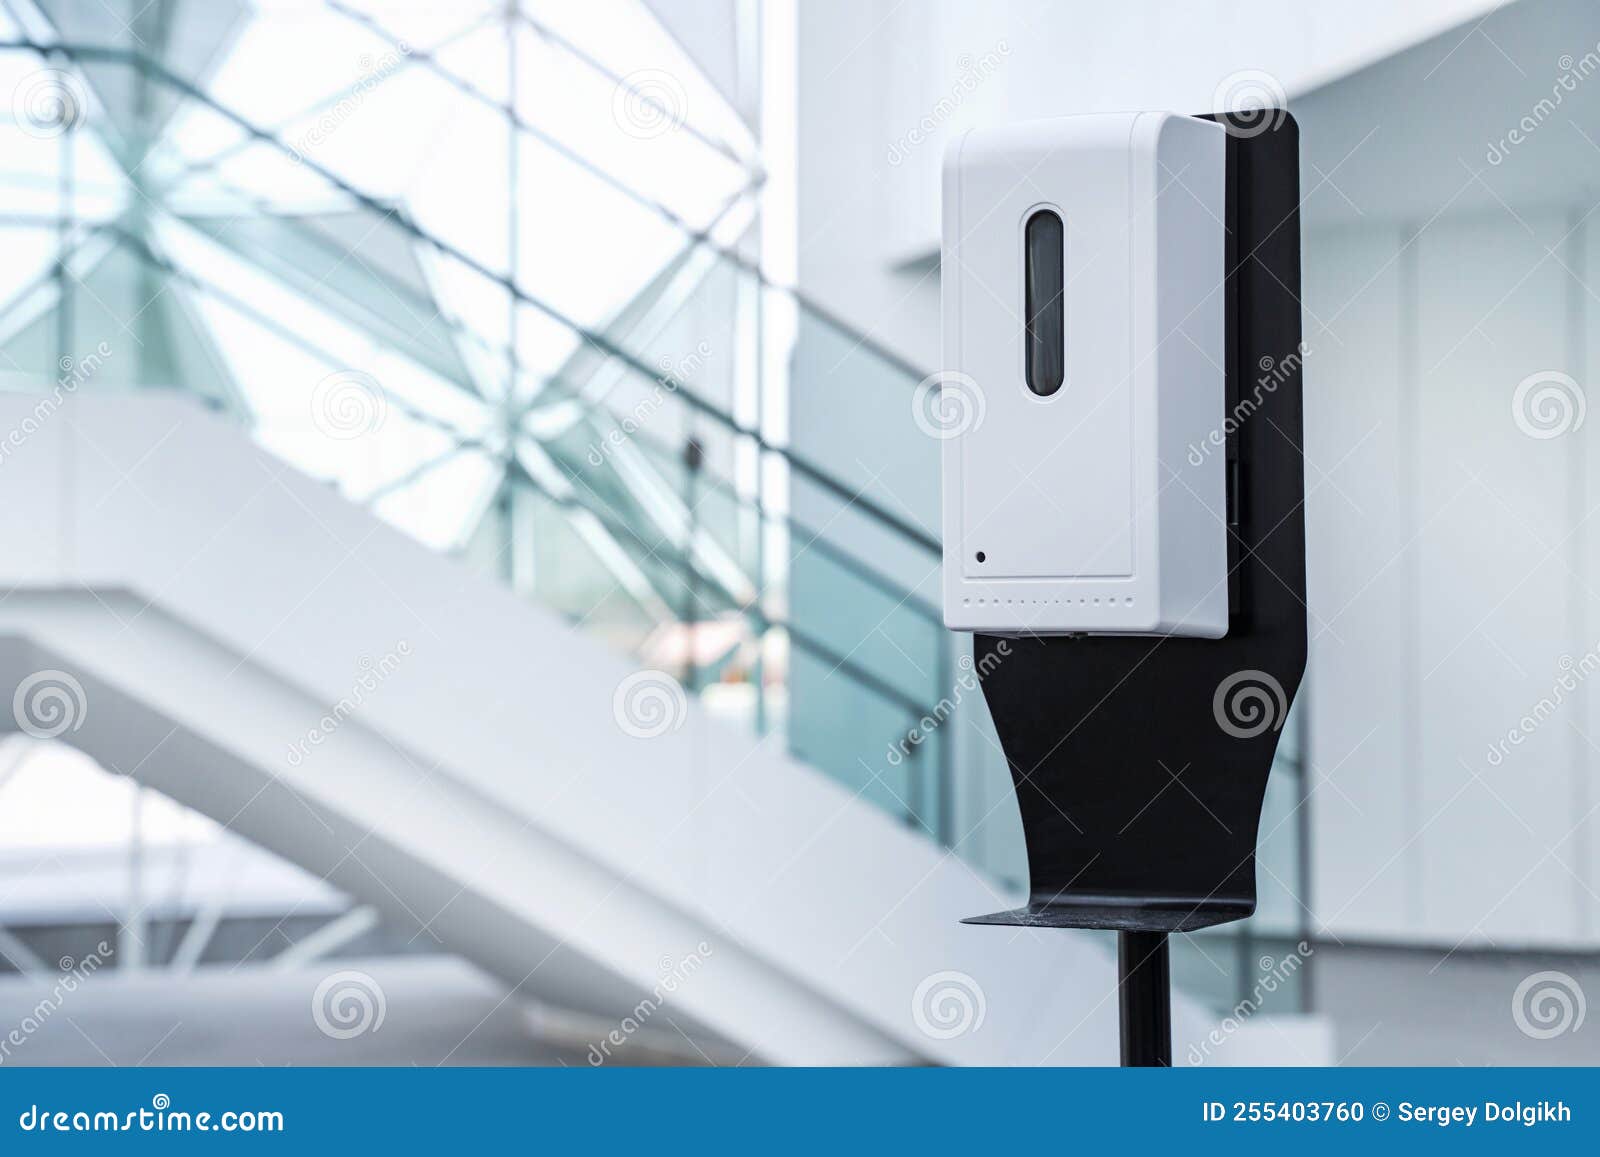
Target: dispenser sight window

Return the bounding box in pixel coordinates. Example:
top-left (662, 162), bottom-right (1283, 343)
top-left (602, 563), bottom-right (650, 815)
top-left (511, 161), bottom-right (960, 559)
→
top-left (1024, 208), bottom-right (1065, 397)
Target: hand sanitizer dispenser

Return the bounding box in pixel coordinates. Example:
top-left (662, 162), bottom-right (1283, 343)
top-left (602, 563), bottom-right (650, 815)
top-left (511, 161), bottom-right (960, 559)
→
top-left (938, 108), bottom-right (1306, 1069)
top-left (940, 112), bottom-right (1228, 637)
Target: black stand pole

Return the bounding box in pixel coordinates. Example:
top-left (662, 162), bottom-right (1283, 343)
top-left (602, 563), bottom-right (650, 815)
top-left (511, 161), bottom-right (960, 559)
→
top-left (1117, 931), bottom-right (1171, 1067)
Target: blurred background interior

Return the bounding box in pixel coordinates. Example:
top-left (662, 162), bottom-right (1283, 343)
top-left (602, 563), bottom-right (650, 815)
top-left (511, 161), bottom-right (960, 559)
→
top-left (0, 0), bottom-right (1596, 1066)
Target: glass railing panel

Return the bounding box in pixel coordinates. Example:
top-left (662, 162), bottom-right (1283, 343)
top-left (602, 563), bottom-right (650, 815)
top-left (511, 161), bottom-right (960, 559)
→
top-left (535, 412), bottom-right (760, 640)
top-left (178, 206), bottom-right (481, 393)
top-left (1253, 754), bottom-right (1309, 936)
top-left (787, 644), bottom-right (938, 834)
top-left (1247, 692), bottom-right (1312, 937)
top-left (464, 477), bottom-right (662, 653)
top-left (790, 305), bottom-right (938, 533)
top-left (788, 534), bottom-right (942, 708)
top-left (519, 349), bottom-right (948, 830)
top-left (1170, 930), bottom-right (1309, 1027)
top-left (595, 249), bottom-right (747, 417)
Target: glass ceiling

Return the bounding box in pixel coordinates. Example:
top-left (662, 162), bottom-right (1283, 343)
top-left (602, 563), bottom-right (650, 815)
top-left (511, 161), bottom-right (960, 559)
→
top-left (0, 0), bottom-right (762, 550)
top-left (0, 0), bottom-right (963, 851)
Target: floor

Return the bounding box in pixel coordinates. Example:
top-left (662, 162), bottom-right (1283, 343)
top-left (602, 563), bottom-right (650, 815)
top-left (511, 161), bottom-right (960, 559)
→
top-left (1311, 940), bottom-right (1600, 1065)
top-left (0, 955), bottom-right (707, 1067)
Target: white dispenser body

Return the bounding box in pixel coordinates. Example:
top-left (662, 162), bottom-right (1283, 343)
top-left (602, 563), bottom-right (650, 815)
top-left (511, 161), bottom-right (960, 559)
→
top-left (940, 112), bottom-right (1229, 637)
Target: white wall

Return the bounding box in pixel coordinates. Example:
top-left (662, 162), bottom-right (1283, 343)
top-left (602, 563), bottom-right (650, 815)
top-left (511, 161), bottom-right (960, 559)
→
top-left (1304, 210), bottom-right (1600, 949)
top-left (794, 0), bottom-right (1505, 366)
top-left (1298, 0), bottom-right (1600, 949)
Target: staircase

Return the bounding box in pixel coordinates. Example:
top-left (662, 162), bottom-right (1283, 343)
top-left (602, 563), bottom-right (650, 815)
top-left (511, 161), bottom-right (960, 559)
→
top-left (0, 391), bottom-right (1226, 1063)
